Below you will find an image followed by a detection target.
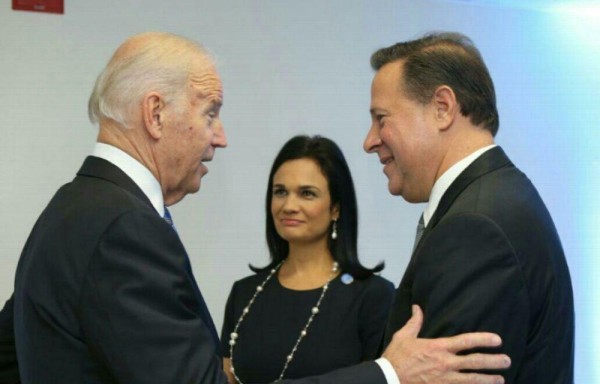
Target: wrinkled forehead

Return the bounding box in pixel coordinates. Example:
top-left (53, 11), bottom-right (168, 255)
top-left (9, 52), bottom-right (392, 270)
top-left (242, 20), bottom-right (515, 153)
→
top-left (189, 61), bottom-right (223, 100)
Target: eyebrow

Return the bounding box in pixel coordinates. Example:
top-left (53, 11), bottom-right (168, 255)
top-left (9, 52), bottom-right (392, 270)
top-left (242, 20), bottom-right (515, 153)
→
top-left (272, 184), bottom-right (322, 191)
top-left (202, 97), bottom-right (222, 110)
top-left (369, 107), bottom-right (385, 116)
top-left (195, 87), bottom-right (223, 106)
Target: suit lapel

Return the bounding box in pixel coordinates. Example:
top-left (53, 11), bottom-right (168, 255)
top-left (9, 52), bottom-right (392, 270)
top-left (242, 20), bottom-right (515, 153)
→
top-left (384, 147), bottom-right (513, 346)
top-left (427, 146), bottom-right (511, 229)
top-left (76, 156), bottom-right (221, 353)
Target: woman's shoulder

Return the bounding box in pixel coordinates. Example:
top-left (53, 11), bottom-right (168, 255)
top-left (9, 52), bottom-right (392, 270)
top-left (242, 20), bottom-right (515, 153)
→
top-left (233, 270), bottom-right (271, 289)
top-left (226, 270), bottom-right (273, 304)
top-left (345, 273), bottom-right (395, 297)
top-left (354, 273), bottom-right (394, 288)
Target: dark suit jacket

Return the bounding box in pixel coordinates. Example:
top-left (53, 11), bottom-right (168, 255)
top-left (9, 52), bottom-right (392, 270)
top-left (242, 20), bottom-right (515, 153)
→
top-left (384, 147), bottom-right (574, 383)
top-left (13, 156), bottom-right (225, 383)
top-left (0, 296), bottom-right (18, 384)
top-left (9, 156), bottom-right (387, 384)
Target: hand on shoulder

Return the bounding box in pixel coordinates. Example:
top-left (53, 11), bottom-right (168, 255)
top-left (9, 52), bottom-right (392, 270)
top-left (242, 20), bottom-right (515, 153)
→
top-left (382, 305), bottom-right (510, 384)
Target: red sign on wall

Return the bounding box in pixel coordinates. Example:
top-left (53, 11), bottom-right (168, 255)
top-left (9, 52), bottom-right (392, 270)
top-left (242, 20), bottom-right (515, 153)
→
top-left (12, 0), bottom-right (64, 14)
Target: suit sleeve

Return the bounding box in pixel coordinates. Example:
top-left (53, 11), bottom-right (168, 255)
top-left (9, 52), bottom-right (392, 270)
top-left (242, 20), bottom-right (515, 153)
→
top-left (0, 295), bottom-right (19, 384)
top-left (79, 210), bottom-right (228, 384)
top-left (414, 213), bottom-right (527, 382)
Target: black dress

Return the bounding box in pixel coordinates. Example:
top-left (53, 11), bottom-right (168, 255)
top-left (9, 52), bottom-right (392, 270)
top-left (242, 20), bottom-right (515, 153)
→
top-left (221, 272), bottom-right (394, 383)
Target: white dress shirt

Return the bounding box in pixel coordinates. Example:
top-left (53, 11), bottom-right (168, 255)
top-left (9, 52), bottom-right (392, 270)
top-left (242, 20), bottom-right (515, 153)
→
top-left (376, 357), bottom-right (400, 384)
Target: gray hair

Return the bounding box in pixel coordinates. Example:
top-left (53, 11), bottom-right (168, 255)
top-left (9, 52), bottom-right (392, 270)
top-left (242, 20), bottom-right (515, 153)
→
top-left (88, 32), bottom-right (214, 128)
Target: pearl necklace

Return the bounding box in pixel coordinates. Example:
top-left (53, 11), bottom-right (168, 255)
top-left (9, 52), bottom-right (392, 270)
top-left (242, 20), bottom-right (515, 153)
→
top-left (228, 260), bottom-right (339, 383)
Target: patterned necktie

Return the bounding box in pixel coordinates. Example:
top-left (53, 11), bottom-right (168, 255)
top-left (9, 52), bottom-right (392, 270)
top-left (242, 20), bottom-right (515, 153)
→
top-left (412, 214), bottom-right (425, 252)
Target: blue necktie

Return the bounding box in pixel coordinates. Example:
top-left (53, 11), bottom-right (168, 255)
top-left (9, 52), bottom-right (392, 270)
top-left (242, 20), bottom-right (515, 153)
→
top-left (162, 206), bottom-right (221, 354)
top-left (163, 206), bottom-right (176, 232)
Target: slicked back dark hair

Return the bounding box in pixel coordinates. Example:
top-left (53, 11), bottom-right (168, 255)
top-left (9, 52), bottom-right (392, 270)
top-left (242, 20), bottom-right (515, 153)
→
top-left (371, 32), bottom-right (499, 136)
top-left (251, 135), bottom-right (384, 279)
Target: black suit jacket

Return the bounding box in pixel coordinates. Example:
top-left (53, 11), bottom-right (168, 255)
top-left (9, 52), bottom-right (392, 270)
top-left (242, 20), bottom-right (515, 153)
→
top-left (384, 147), bottom-right (574, 383)
top-left (0, 296), bottom-right (18, 384)
top-left (13, 156), bottom-right (225, 383)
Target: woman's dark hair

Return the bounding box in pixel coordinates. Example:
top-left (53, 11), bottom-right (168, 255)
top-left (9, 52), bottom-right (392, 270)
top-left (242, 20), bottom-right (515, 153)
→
top-left (251, 135), bottom-right (384, 279)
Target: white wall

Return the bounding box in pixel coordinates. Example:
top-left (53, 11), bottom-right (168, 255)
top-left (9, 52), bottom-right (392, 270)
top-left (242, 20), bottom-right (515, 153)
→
top-left (1, 1), bottom-right (597, 381)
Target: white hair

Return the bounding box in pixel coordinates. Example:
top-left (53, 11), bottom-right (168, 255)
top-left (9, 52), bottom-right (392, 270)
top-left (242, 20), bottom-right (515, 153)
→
top-left (88, 32), bottom-right (214, 128)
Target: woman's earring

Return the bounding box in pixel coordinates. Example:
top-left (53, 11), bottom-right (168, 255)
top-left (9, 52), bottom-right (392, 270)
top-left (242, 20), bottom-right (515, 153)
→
top-left (331, 219), bottom-right (338, 240)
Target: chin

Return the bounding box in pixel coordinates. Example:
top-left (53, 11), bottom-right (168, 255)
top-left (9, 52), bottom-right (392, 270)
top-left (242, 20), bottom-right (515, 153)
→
top-left (186, 180), bottom-right (202, 194)
top-left (400, 189), bottom-right (427, 203)
top-left (387, 181), bottom-right (403, 196)
top-left (275, 230), bottom-right (294, 242)
top-left (277, 232), bottom-right (307, 244)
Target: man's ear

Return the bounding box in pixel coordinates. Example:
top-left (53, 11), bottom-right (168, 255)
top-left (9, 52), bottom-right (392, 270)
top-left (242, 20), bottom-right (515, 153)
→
top-left (142, 92), bottom-right (165, 139)
top-left (431, 85), bottom-right (458, 131)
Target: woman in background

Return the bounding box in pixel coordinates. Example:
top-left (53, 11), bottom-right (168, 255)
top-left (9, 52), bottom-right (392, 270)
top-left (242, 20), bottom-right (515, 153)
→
top-left (221, 135), bottom-right (394, 383)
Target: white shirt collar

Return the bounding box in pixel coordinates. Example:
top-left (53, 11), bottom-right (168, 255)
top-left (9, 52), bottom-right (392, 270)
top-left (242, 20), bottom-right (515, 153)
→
top-left (91, 142), bottom-right (165, 217)
top-left (423, 145), bottom-right (496, 227)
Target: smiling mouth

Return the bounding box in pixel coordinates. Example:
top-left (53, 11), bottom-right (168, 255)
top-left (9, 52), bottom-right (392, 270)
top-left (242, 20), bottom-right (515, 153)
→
top-left (380, 157), bottom-right (394, 165)
top-left (281, 219), bottom-right (303, 226)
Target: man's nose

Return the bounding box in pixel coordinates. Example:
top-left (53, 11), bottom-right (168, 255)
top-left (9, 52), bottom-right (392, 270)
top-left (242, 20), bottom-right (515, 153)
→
top-left (213, 120), bottom-right (227, 148)
top-left (363, 124), bottom-right (380, 153)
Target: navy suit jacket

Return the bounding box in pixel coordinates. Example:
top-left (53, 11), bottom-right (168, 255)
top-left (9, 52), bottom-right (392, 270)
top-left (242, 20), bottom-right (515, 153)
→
top-left (13, 156), bottom-right (224, 383)
top-left (384, 147), bottom-right (575, 383)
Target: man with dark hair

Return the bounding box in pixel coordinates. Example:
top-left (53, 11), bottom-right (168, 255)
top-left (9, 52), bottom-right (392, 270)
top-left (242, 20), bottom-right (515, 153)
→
top-left (365, 32), bottom-right (574, 383)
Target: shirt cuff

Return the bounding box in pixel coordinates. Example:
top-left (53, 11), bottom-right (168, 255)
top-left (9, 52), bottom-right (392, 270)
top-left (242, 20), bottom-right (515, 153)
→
top-left (375, 357), bottom-right (400, 384)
